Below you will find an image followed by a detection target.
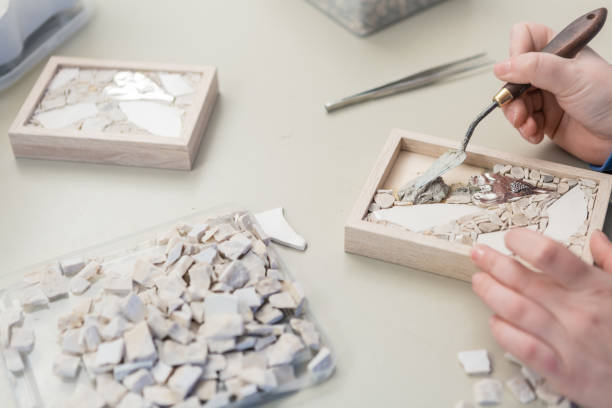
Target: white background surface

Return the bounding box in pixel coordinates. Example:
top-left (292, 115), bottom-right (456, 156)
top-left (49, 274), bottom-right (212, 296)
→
top-left (1, 1), bottom-right (611, 406)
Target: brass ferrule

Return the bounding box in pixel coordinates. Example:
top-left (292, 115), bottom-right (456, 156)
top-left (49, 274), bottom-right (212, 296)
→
top-left (493, 88), bottom-right (514, 106)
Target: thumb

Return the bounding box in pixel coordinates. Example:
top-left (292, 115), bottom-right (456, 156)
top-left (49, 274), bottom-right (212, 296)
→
top-left (494, 52), bottom-right (580, 97)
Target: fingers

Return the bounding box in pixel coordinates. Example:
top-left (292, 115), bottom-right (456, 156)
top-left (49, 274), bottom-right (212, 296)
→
top-left (472, 272), bottom-right (563, 342)
top-left (494, 52), bottom-right (580, 98)
top-left (471, 244), bottom-right (561, 300)
top-left (590, 230), bottom-right (612, 273)
top-left (505, 229), bottom-right (599, 290)
top-left (509, 23), bottom-right (556, 56)
top-left (489, 315), bottom-right (562, 379)
top-left (501, 90), bottom-right (545, 143)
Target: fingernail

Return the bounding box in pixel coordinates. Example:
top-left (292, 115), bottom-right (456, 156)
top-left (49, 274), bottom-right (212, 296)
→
top-left (495, 59), bottom-right (511, 75)
top-left (471, 246), bottom-right (485, 262)
top-left (528, 134), bottom-right (540, 144)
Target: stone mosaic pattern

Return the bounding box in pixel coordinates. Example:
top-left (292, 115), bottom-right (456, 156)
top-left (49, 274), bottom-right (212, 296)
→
top-left (27, 67), bottom-right (202, 138)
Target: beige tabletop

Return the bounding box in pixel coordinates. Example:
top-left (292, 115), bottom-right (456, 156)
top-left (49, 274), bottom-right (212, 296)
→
top-left (1, 1), bottom-right (611, 407)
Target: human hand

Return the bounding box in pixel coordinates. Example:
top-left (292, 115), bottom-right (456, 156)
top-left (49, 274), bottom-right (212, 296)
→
top-left (470, 228), bottom-right (612, 408)
top-left (494, 23), bottom-right (612, 165)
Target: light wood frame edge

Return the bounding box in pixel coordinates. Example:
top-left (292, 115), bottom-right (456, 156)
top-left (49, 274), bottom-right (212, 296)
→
top-left (345, 128), bottom-right (612, 282)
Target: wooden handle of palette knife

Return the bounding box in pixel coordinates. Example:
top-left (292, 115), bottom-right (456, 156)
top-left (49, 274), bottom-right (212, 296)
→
top-left (493, 7), bottom-right (607, 106)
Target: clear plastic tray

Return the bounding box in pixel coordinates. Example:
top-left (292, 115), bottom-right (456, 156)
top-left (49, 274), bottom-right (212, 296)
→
top-left (0, 207), bottom-right (336, 408)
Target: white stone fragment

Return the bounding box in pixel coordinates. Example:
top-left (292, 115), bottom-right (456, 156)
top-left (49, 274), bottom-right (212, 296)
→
top-left (168, 321), bottom-right (195, 344)
top-left (160, 73), bottom-right (195, 97)
top-left (165, 242), bottom-right (184, 267)
top-left (190, 301), bottom-right (205, 324)
top-left (152, 360), bottom-right (173, 384)
top-left (75, 260), bottom-right (101, 281)
top-left (117, 392), bottom-right (147, 408)
top-left (506, 375), bottom-right (536, 404)
top-left (239, 367), bottom-right (278, 391)
top-left (49, 67), bottom-right (79, 90)
top-left (207, 338), bottom-right (236, 354)
top-left (201, 314), bottom-right (244, 339)
top-left (60, 257), bottom-right (87, 277)
top-left (169, 255), bottom-right (195, 279)
top-left (113, 359), bottom-right (155, 381)
top-left (307, 347), bottom-right (333, 375)
top-left (457, 349), bottom-right (491, 375)
top-left (66, 382), bottom-right (106, 408)
top-left (19, 286), bottom-right (49, 311)
top-left (35, 102), bottom-right (98, 129)
top-left (53, 353), bottom-right (81, 379)
top-left (204, 293), bottom-right (239, 316)
top-left (96, 338), bottom-right (125, 366)
top-left (235, 287), bottom-right (263, 310)
top-left (124, 321), bottom-right (157, 362)
top-left (218, 260), bottom-right (250, 289)
top-left (0, 306), bottom-right (23, 346)
top-left (3, 348), bottom-right (24, 373)
top-left (254, 335), bottom-right (277, 351)
top-left (545, 185), bottom-right (587, 243)
top-left (123, 368), bottom-right (154, 393)
top-left (103, 275), bottom-right (133, 296)
top-left (374, 204), bottom-right (480, 232)
top-left (162, 340), bottom-right (207, 366)
top-left (62, 328), bottom-right (85, 355)
top-left (80, 323), bottom-right (101, 352)
top-left (193, 246), bottom-right (218, 265)
top-left (70, 276), bottom-right (91, 295)
top-left (121, 293), bottom-right (146, 323)
top-left (96, 373), bottom-right (128, 406)
top-left (267, 332), bottom-right (304, 366)
top-left (119, 101), bottom-right (183, 138)
top-left (269, 292), bottom-right (297, 309)
top-left (255, 278), bottom-right (282, 297)
top-left (255, 304), bottom-right (283, 325)
top-left (290, 318), bottom-right (320, 350)
top-left (174, 396), bottom-right (202, 408)
top-left (39, 273), bottom-right (69, 301)
top-left (473, 379), bottom-right (503, 406)
top-left (202, 392), bottom-right (230, 408)
top-left (101, 315), bottom-right (131, 341)
top-left (196, 379), bottom-right (218, 401)
top-left (10, 328), bottom-right (35, 353)
top-left (143, 385), bottom-right (180, 406)
top-left (168, 365), bottom-right (203, 398)
top-left (132, 259), bottom-right (162, 288)
top-left (218, 234), bottom-right (252, 260)
top-left (254, 208), bottom-right (307, 250)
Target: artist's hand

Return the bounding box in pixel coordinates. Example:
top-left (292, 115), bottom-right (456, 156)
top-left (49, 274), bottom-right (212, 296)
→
top-left (494, 23), bottom-right (612, 165)
top-left (471, 229), bottom-right (612, 408)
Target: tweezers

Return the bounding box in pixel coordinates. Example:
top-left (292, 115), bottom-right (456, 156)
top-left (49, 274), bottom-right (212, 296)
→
top-left (324, 52), bottom-right (493, 113)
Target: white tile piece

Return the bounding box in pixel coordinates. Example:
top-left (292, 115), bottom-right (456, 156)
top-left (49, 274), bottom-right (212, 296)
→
top-left (477, 225), bottom-right (537, 255)
top-left (124, 321), bottom-right (157, 362)
top-left (207, 338), bottom-right (236, 354)
top-left (193, 246), bottom-right (218, 264)
top-left (373, 204), bottom-right (481, 232)
top-left (3, 348), bottom-right (24, 373)
top-left (204, 293), bottom-right (239, 316)
top-left (113, 359), bottom-right (155, 382)
top-left (117, 393), bottom-right (147, 408)
top-left (49, 68), bottom-right (79, 90)
top-left (105, 71), bottom-right (173, 102)
top-left (121, 293), bottom-right (146, 323)
top-left (254, 335), bottom-right (277, 351)
top-left (202, 392), bottom-right (230, 408)
top-left (545, 185), bottom-right (588, 243)
top-left (119, 101), bottom-right (183, 138)
top-left (80, 323), bottom-right (101, 352)
top-left (70, 275), bottom-right (91, 295)
top-left (307, 347), bottom-right (333, 375)
top-left (506, 375), bottom-right (536, 404)
top-left (234, 287), bottom-right (263, 309)
top-left (160, 73), bottom-right (195, 97)
top-left (39, 274), bottom-right (69, 301)
top-left (254, 303), bottom-right (283, 325)
top-left (10, 328), bottom-right (35, 353)
top-left (101, 315), bottom-right (131, 341)
top-left (218, 234), bottom-right (252, 260)
top-left (535, 383), bottom-right (564, 405)
top-left (254, 208), bottom-right (307, 250)
top-left (457, 349), bottom-right (491, 375)
top-left (62, 328), bottom-right (85, 355)
top-left (521, 365), bottom-right (543, 388)
top-left (168, 365), bottom-right (203, 398)
top-left (53, 353), bottom-right (81, 379)
top-left (218, 260), bottom-right (250, 289)
top-left (34, 102), bottom-right (98, 129)
top-left (96, 338), bottom-right (125, 366)
top-left (152, 361), bottom-right (173, 384)
top-left (81, 116), bottom-right (112, 132)
top-left (473, 379), bottom-right (503, 406)
top-left (269, 292), bottom-right (297, 309)
top-left (123, 368), bottom-right (154, 393)
top-left (201, 314), bottom-right (244, 339)
top-left (162, 340), bottom-right (207, 366)
top-left (267, 332), bottom-right (305, 366)
top-left (96, 373), bottom-right (128, 407)
top-left (19, 286), bottom-right (49, 311)
top-left (142, 385), bottom-right (180, 406)
top-left (103, 275), bottom-right (133, 296)
top-left (290, 318), bottom-right (320, 350)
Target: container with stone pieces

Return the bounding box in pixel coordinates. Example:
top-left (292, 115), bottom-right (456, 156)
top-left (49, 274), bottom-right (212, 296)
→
top-left (0, 209), bottom-right (335, 408)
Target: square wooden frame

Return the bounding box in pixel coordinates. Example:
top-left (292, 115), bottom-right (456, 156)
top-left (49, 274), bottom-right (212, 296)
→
top-left (345, 129), bottom-right (612, 282)
top-left (9, 56), bottom-right (218, 170)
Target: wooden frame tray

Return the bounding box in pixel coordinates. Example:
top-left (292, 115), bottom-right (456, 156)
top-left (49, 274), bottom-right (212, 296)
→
top-left (9, 56), bottom-right (218, 170)
top-left (345, 129), bottom-right (612, 282)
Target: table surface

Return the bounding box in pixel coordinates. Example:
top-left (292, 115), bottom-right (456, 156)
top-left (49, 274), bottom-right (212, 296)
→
top-left (1, 1), bottom-right (611, 407)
